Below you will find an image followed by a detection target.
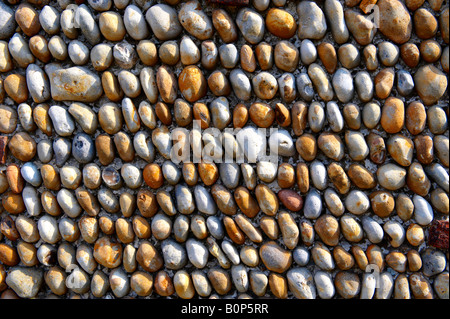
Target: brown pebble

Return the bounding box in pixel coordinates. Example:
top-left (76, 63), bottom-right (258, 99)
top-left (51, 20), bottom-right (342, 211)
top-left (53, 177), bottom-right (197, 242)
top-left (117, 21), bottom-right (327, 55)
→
top-left (233, 186), bottom-right (259, 218)
top-left (260, 216), bottom-right (279, 240)
top-left (193, 102), bottom-right (211, 129)
top-left (314, 214), bottom-right (340, 246)
top-left (327, 162), bottom-right (351, 194)
top-left (249, 102), bottom-right (275, 128)
top-left (212, 9), bottom-right (238, 43)
top-left (277, 189), bottom-right (303, 212)
top-left (240, 44), bottom-right (256, 73)
top-left (366, 244), bottom-right (385, 272)
top-left (154, 271), bottom-right (175, 297)
top-left (317, 42), bottom-right (337, 74)
top-left (2, 191), bottom-right (25, 215)
top-left (347, 163), bottom-right (377, 189)
top-left (99, 216), bottom-right (115, 235)
top-left (114, 132), bottom-right (135, 162)
top-left (409, 273), bottom-right (433, 299)
top-left (102, 71), bottom-right (124, 102)
top-left (6, 164), bottom-right (24, 194)
top-left (0, 243), bottom-right (19, 266)
top-left (255, 42), bottom-right (273, 70)
top-left (333, 246), bottom-right (355, 270)
top-left (136, 240), bottom-right (163, 273)
top-left (207, 71), bottom-right (231, 97)
top-left (414, 8), bottom-right (438, 39)
top-left (208, 268), bottom-right (231, 295)
top-left (407, 249), bottom-right (422, 272)
top-left (211, 184), bottom-right (238, 216)
top-left (178, 65), bottom-right (207, 103)
top-left (374, 68), bottom-right (395, 99)
top-left (291, 102), bottom-right (308, 136)
top-left (414, 135), bottom-right (434, 165)
top-left (33, 104), bottom-right (52, 136)
top-left (198, 161), bottom-right (219, 186)
top-left (419, 39), bottom-right (442, 63)
top-left (0, 136), bottom-right (8, 165)
top-left (41, 191), bottom-right (62, 216)
top-left (277, 163), bottom-right (295, 188)
top-left (380, 97), bottom-right (404, 134)
top-left (223, 216), bottom-right (245, 245)
top-left (232, 103), bottom-right (248, 129)
top-left (15, 3), bottom-right (41, 37)
top-left (0, 215), bottom-right (19, 241)
top-left (4, 74), bottom-right (28, 104)
top-left (296, 134), bottom-right (317, 162)
top-left (265, 8), bottom-right (297, 39)
top-left (296, 163), bottom-right (310, 194)
top-left (137, 189), bottom-right (158, 218)
top-left (269, 273), bottom-right (288, 299)
top-left (369, 191), bottom-right (395, 218)
top-left (351, 246), bottom-right (369, 271)
top-left (143, 163), bottom-right (163, 189)
top-left (400, 43), bottom-right (420, 68)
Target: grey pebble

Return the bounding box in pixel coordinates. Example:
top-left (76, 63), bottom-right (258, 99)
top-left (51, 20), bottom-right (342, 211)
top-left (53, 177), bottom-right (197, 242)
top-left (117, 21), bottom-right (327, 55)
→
top-left (332, 68), bottom-right (354, 103)
top-left (76, 5), bottom-right (101, 45)
top-left (296, 73), bottom-right (314, 102)
top-left (72, 132), bottom-right (95, 164)
top-left (293, 246), bottom-right (310, 266)
top-left (0, 2), bottom-right (16, 40)
top-left (421, 248), bottom-right (447, 277)
top-left (162, 161), bottom-right (181, 185)
top-left (304, 189), bottom-right (323, 219)
top-left (397, 70), bottom-right (415, 96)
top-left (175, 184), bottom-right (195, 215)
top-left (20, 162), bottom-right (42, 187)
top-left (219, 44), bottom-right (239, 69)
top-left (39, 6), bottom-right (61, 35)
top-left (206, 216), bottom-right (224, 240)
top-left (194, 185), bottom-right (217, 215)
top-left (53, 137), bottom-right (72, 167)
top-left (220, 163), bottom-right (240, 189)
top-left (37, 140), bottom-right (53, 164)
top-left (161, 239), bottom-right (187, 270)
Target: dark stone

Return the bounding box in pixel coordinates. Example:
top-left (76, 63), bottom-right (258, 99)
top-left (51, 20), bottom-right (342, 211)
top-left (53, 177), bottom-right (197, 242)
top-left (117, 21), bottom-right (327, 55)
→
top-left (72, 133), bottom-right (95, 164)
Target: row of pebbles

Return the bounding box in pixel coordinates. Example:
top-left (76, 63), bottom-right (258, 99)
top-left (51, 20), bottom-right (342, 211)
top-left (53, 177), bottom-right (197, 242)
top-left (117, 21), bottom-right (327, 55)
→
top-left (0, 0), bottom-right (449, 299)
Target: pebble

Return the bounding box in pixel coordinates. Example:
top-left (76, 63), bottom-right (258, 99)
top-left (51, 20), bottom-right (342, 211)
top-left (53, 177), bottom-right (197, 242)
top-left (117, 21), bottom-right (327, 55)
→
top-left (414, 65), bottom-right (448, 106)
top-left (378, 0), bottom-right (412, 44)
top-left (338, 44), bottom-right (361, 69)
top-left (324, 0), bottom-right (349, 44)
top-left (0, 2), bottom-right (16, 40)
top-left (303, 189), bottom-right (323, 219)
top-left (179, 1), bottom-right (213, 40)
top-left (260, 241), bottom-right (292, 273)
top-left (297, 1), bottom-right (327, 40)
top-left (345, 190), bottom-right (370, 215)
top-left (332, 69), bottom-right (354, 103)
top-left (6, 267), bottom-right (43, 298)
top-left (434, 272), bottom-right (449, 299)
top-left (413, 195), bottom-right (434, 226)
top-left (146, 4), bottom-right (181, 40)
top-left (236, 8), bottom-right (265, 44)
top-left (4, 74), bottom-right (28, 104)
top-left (287, 268), bottom-right (316, 299)
top-left (8, 33), bottom-right (35, 68)
top-left (375, 68), bottom-right (395, 99)
top-left (293, 247), bottom-right (310, 266)
top-left (421, 249), bottom-right (446, 277)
